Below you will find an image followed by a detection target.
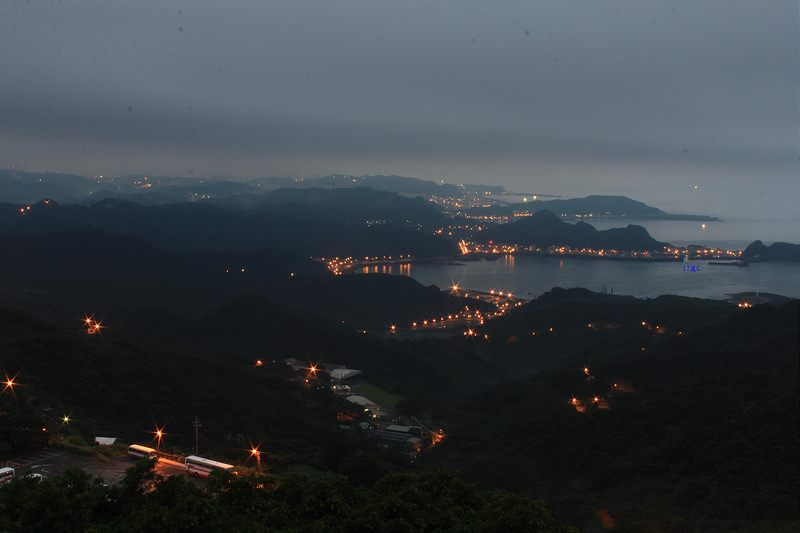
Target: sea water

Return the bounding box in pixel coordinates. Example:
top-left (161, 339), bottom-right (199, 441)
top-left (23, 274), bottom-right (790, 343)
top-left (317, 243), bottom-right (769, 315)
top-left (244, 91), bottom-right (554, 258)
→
top-left (385, 255), bottom-right (800, 300)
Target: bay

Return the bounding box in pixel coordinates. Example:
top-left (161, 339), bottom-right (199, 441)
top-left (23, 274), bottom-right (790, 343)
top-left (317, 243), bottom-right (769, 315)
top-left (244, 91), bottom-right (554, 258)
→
top-left (365, 255), bottom-right (800, 300)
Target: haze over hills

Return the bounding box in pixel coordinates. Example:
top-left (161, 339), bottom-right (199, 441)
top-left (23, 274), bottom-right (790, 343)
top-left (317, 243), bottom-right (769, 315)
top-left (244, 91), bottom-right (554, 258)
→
top-left (0, 169), bottom-right (464, 205)
top-left (2, 168), bottom-right (716, 222)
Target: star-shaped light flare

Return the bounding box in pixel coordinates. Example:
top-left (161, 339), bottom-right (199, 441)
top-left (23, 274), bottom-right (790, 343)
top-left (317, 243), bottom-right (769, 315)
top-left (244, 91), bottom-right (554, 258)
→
top-left (1, 370), bottom-right (21, 399)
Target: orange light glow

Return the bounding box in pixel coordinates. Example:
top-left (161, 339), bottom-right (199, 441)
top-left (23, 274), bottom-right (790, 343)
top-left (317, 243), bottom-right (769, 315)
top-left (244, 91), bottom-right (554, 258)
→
top-left (1, 370), bottom-right (21, 399)
top-left (249, 443), bottom-right (263, 474)
top-left (84, 315), bottom-right (104, 335)
top-left (151, 423), bottom-right (168, 451)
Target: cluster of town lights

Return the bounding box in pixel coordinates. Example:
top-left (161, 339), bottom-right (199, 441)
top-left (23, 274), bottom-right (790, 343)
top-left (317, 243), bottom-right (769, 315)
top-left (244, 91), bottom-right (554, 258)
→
top-left (319, 255), bottom-right (413, 275)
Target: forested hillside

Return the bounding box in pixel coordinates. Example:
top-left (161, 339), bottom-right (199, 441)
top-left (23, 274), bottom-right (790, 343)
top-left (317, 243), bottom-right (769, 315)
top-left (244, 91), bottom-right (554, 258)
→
top-left (423, 294), bottom-right (799, 532)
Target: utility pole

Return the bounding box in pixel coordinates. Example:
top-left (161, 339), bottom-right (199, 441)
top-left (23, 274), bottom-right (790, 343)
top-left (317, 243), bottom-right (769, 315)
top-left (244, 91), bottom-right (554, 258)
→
top-left (192, 416), bottom-right (201, 455)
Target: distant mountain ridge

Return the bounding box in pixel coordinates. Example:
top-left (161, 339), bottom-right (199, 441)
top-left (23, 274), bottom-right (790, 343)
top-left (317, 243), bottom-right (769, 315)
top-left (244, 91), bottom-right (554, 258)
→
top-left (468, 194), bottom-right (719, 221)
top-left (2, 169), bottom-right (717, 222)
top-left (0, 169), bottom-right (465, 205)
top-left (250, 174), bottom-right (463, 197)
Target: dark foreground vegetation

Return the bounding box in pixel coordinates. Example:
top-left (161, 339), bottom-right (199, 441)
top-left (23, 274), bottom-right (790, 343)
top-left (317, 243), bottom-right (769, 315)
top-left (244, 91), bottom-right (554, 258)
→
top-left (427, 293), bottom-right (799, 532)
top-left (0, 461), bottom-right (574, 533)
top-left (0, 284), bottom-right (796, 532)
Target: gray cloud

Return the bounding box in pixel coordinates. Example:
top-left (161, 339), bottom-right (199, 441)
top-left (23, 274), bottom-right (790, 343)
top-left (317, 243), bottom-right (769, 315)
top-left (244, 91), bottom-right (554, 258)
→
top-left (0, 0), bottom-right (796, 219)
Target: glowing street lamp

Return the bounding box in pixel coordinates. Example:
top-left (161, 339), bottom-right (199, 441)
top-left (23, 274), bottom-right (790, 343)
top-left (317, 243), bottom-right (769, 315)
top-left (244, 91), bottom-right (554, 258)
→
top-left (151, 423), bottom-right (168, 451)
top-left (58, 413), bottom-right (72, 435)
top-left (250, 446), bottom-right (262, 475)
top-left (1, 370), bottom-right (21, 399)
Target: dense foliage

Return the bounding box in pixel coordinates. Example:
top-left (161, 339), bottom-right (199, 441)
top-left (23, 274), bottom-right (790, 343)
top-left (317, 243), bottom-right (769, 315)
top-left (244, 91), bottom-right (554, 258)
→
top-left (424, 295), bottom-right (799, 532)
top-left (0, 462), bottom-right (575, 533)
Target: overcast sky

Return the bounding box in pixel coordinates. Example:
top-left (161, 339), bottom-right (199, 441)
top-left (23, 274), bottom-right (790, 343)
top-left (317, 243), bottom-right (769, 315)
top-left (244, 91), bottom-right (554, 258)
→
top-left (1, 1), bottom-right (797, 220)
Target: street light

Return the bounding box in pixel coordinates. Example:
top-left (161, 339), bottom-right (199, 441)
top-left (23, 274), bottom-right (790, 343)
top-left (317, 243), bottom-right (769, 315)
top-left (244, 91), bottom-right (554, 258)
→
top-left (61, 413), bottom-right (72, 434)
top-left (2, 370), bottom-right (20, 399)
top-left (250, 446), bottom-right (262, 475)
top-left (152, 423), bottom-right (168, 452)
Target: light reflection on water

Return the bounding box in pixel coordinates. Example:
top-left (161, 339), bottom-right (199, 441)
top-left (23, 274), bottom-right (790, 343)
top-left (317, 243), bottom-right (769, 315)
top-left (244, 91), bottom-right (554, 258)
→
top-left (396, 255), bottom-right (800, 300)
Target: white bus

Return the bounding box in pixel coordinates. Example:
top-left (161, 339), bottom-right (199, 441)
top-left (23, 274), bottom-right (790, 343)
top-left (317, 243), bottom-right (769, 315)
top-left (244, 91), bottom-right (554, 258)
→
top-left (0, 467), bottom-right (15, 484)
top-left (184, 455), bottom-right (235, 478)
top-left (128, 444), bottom-right (159, 460)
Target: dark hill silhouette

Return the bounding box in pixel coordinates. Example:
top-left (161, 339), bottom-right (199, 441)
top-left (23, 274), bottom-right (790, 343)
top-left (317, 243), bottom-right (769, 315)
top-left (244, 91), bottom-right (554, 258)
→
top-left (0, 196), bottom-right (458, 258)
top-left (0, 225), bottom-right (328, 284)
top-left (743, 240), bottom-right (800, 262)
top-left (479, 209), bottom-right (670, 251)
top-left (265, 273), bottom-right (496, 331)
top-left (467, 194), bottom-right (719, 221)
top-left (522, 194), bottom-right (665, 217)
top-left (255, 187), bottom-right (447, 226)
top-left (0, 225), bottom-right (185, 282)
top-left (248, 174), bottom-right (461, 197)
top-left (0, 169), bottom-right (95, 203)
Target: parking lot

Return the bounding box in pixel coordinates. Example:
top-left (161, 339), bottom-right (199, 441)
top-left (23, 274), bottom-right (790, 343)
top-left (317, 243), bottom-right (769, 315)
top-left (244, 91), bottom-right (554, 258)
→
top-left (6, 449), bottom-right (195, 486)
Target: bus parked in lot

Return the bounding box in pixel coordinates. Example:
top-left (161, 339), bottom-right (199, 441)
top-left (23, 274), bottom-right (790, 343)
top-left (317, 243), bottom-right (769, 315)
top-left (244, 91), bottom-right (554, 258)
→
top-left (0, 467), bottom-right (15, 484)
top-left (185, 455), bottom-right (235, 478)
top-left (128, 444), bottom-right (158, 460)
